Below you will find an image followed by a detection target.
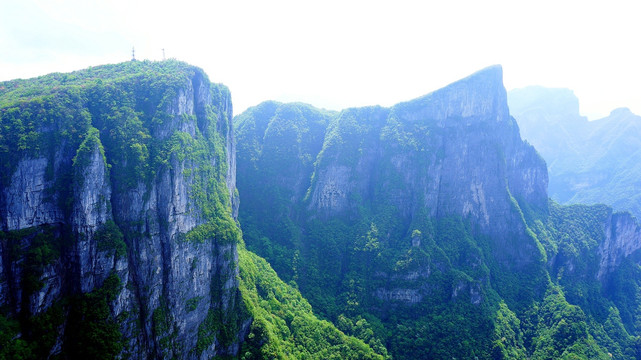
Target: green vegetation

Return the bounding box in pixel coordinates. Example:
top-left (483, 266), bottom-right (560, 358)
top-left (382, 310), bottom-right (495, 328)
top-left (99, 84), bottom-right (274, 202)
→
top-left (527, 287), bottom-right (609, 359)
top-left (0, 225), bottom-right (62, 296)
top-left (0, 314), bottom-right (31, 360)
top-left (65, 272), bottom-right (124, 359)
top-left (238, 248), bottom-right (385, 359)
top-left (95, 220), bottom-right (127, 258)
top-left (184, 217), bottom-right (241, 245)
top-left (72, 126), bottom-right (109, 187)
top-left (185, 296), bottom-right (203, 312)
top-left (235, 99), bottom-right (641, 359)
top-left (0, 303), bottom-right (65, 360)
top-left (0, 273), bottom-right (123, 360)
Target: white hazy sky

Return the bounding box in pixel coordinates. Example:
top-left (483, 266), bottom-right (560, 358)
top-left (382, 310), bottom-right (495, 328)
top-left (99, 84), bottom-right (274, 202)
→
top-left (1, 0), bottom-right (639, 119)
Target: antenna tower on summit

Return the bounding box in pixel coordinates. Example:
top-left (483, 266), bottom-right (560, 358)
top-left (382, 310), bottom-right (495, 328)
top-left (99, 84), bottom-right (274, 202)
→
top-left (131, 47), bottom-right (136, 61)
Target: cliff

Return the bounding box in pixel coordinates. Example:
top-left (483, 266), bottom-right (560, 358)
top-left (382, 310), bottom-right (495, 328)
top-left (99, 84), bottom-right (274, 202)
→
top-left (4, 60), bottom-right (641, 359)
top-left (235, 67), bottom-right (641, 359)
top-left (0, 61), bottom-right (384, 360)
top-left (0, 61), bottom-right (243, 359)
top-left (308, 66), bottom-right (548, 266)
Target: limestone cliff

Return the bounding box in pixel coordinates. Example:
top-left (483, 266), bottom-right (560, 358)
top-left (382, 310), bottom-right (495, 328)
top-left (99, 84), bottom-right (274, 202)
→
top-left (0, 61), bottom-right (243, 359)
top-left (598, 211), bottom-right (641, 280)
top-left (237, 66), bottom-right (549, 308)
top-left (235, 66), bottom-right (641, 359)
top-left (308, 66), bottom-right (548, 267)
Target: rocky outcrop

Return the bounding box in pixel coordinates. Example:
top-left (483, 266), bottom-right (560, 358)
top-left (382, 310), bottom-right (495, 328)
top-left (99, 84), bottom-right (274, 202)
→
top-left (0, 61), bottom-right (243, 359)
top-left (235, 66), bottom-right (550, 327)
top-left (309, 66), bottom-right (548, 267)
top-left (3, 158), bottom-right (65, 230)
top-left (598, 211), bottom-right (641, 280)
top-left (72, 136), bottom-right (115, 294)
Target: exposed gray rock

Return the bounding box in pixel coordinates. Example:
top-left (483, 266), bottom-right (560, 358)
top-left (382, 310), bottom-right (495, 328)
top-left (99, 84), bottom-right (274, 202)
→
top-left (452, 280), bottom-right (482, 305)
top-left (310, 165), bottom-right (352, 213)
top-left (0, 64), bottom-right (243, 360)
top-left (374, 288), bottom-right (422, 304)
top-left (29, 262), bottom-right (63, 314)
top-left (308, 66), bottom-right (547, 268)
top-left (2, 158), bottom-right (64, 231)
top-left (598, 212), bottom-right (641, 280)
top-left (72, 140), bottom-right (114, 292)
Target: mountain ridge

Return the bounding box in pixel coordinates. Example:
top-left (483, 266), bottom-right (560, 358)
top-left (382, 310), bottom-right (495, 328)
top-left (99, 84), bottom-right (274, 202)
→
top-left (0, 60), bottom-right (381, 359)
top-left (235, 67), bottom-right (641, 359)
top-left (2, 61), bottom-right (641, 359)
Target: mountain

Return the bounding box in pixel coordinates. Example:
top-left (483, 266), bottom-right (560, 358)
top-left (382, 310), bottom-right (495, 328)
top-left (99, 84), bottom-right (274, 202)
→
top-left (3, 60), bottom-right (641, 360)
top-left (0, 61), bottom-right (381, 359)
top-left (508, 86), bottom-right (641, 219)
top-left (236, 67), bottom-right (641, 359)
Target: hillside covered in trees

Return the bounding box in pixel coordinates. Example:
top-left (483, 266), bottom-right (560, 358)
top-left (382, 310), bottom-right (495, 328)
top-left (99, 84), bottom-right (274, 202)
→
top-left (235, 67), bottom-right (641, 359)
top-left (0, 61), bottom-right (640, 359)
top-left (0, 60), bottom-right (381, 359)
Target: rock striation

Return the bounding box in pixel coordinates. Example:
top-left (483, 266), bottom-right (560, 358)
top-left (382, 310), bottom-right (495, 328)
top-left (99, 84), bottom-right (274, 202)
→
top-left (598, 211), bottom-right (641, 280)
top-left (0, 61), bottom-right (243, 359)
top-left (309, 66), bottom-right (548, 267)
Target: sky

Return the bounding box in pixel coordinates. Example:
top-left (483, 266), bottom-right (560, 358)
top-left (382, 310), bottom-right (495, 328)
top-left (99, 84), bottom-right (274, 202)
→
top-left (0, 0), bottom-right (639, 119)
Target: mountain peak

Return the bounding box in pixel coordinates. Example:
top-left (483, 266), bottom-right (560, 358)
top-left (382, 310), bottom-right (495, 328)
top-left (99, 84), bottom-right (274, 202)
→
top-left (454, 64), bottom-right (503, 87)
top-left (393, 65), bottom-right (509, 123)
top-left (508, 86), bottom-right (582, 120)
top-left (609, 107), bottom-right (633, 117)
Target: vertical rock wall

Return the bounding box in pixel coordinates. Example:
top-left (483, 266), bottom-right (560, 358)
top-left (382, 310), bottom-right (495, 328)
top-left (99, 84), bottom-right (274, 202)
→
top-left (0, 62), bottom-right (243, 359)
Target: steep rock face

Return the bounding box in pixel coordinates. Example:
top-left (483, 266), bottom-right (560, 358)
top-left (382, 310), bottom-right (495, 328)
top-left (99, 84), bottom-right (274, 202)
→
top-left (389, 64), bottom-right (510, 123)
top-left (235, 66), bottom-right (553, 358)
top-left (3, 158), bottom-right (65, 230)
top-left (308, 105), bottom-right (390, 216)
top-left (598, 212), bottom-right (641, 280)
top-left (234, 102), bottom-right (335, 277)
top-left (231, 66), bottom-right (641, 359)
top-left (309, 66), bottom-right (547, 267)
top-left (0, 61), bottom-right (242, 359)
top-left (236, 101), bottom-right (334, 216)
top-left (72, 136), bottom-right (116, 294)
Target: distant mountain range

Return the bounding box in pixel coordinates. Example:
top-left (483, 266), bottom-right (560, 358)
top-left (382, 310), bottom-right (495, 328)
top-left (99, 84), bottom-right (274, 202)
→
top-left (509, 86), bottom-right (641, 220)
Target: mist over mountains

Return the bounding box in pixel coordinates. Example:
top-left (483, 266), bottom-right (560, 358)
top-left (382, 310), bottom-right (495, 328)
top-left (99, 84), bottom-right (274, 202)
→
top-left (509, 86), bottom-right (641, 220)
top-left (1, 61), bottom-right (641, 359)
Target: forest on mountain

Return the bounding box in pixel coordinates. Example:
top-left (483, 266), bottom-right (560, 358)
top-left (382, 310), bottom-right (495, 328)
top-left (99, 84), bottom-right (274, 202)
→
top-left (0, 61), bottom-right (640, 359)
top-left (234, 68), bottom-right (641, 359)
